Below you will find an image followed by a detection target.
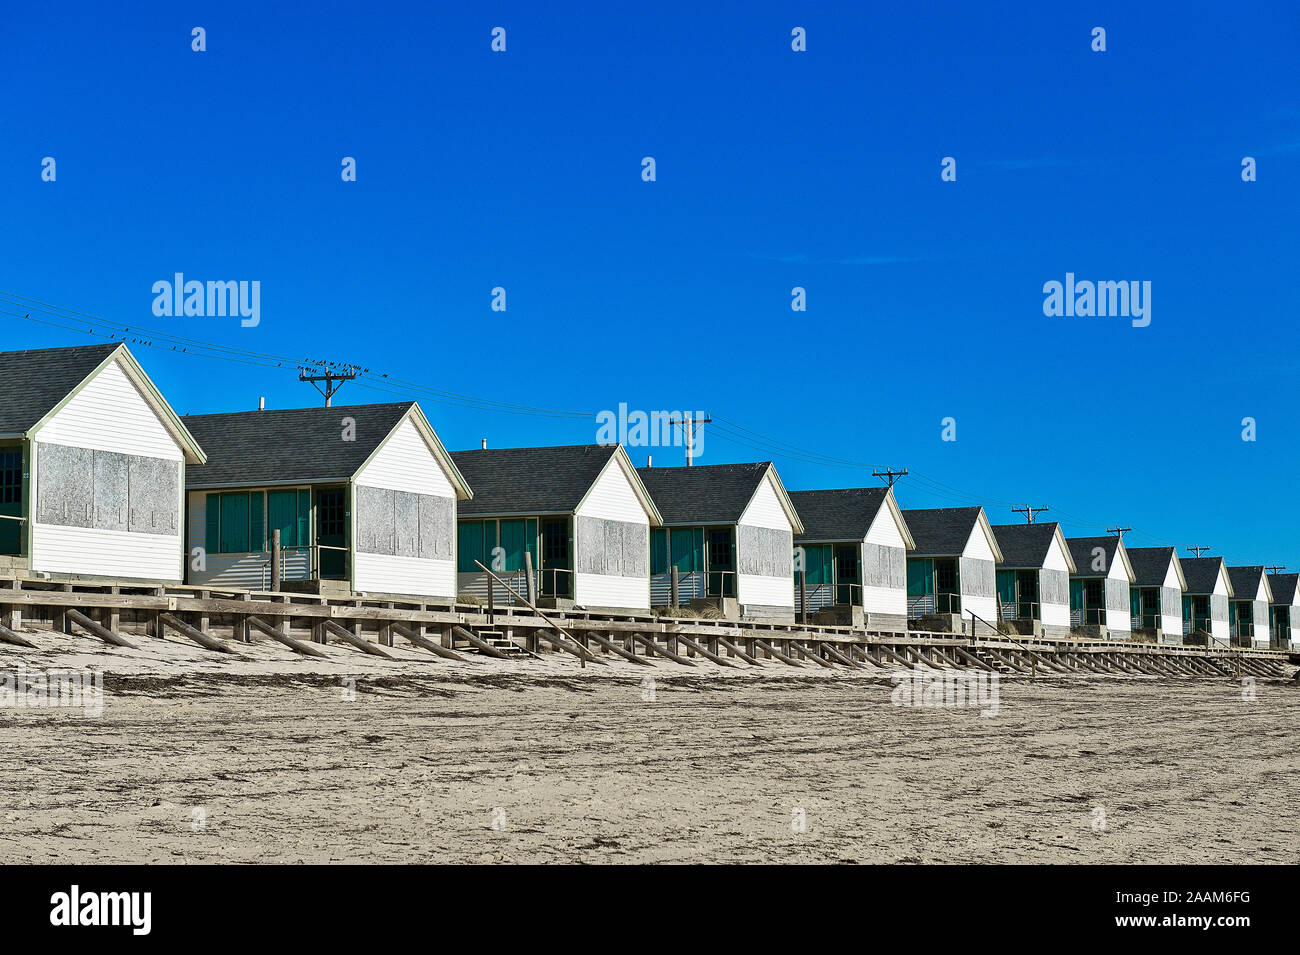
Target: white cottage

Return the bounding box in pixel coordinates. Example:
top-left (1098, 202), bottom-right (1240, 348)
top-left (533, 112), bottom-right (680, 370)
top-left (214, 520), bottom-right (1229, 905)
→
top-left (1066, 536), bottom-right (1136, 639)
top-left (901, 506), bottom-right (1004, 633)
top-left (1125, 546), bottom-right (1187, 644)
top-left (450, 444), bottom-right (661, 610)
top-left (787, 486), bottom-right (914, 631)
top-left (1267, 572), bottom-right (1298, 650)
top-left (990, 522), bottom-right (1076, 639)
top-left (183, 401), bottom-right (471, 599)
top-left (0, 343), bottom-right (204, 582)
top-left (637, 462), bottom-right (804, 622)
top-left (1180, 556), bottom-right (1234, 645)
top-left (1227, 565), bottom-right (1273, 649)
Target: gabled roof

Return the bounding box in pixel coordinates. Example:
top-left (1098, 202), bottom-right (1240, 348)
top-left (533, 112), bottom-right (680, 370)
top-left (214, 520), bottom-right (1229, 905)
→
top-left (901, 506), bottom-right (1003, 562)
top-left (991, 522), bottom-right (1075, 572)
top-left (0, 343), bottom-right (120, 434)
top-left (1066, 535), bottom-right (1134, 582)
top-left (0, 342), bottom-right (205, 464)
top-left (1126, 546), bottom-right (1187, 590)
top-left (1269, 572), bottom-right (1299, 606)
top-left (452, 444), bottom-right (658, 521)
top-left (1227, 565), bottom-right (1273, 603)
top-left (789, 487), bottom-right (914, 549)
top-left (1181, 556), bottom-right (1233, 597)
top-left (636, 462), bottom-right (803, 532)
top-left (454, 444), bottom-right (617, 516)
top-left (184, 401), bottom-right (456, 490)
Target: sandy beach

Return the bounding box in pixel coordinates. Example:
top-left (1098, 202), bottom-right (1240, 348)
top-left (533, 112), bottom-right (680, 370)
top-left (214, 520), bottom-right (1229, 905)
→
top-left (1, 627), bottom-right (1296, 864)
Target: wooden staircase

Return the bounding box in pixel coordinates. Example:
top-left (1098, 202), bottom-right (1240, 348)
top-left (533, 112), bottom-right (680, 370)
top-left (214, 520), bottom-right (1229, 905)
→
top-left (454, 628), bottom-right (529, 657)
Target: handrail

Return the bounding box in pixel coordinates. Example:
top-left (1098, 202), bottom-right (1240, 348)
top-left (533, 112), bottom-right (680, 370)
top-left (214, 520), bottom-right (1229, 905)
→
top-left (970, 609), bottom-right (1037, 678)
top-left (0, 514), bottom-right (26, 522)
top-left (474, 559), bottom-right (593, 668)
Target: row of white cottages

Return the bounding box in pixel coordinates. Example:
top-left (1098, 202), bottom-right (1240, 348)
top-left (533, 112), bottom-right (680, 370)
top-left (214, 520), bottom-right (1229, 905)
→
top-left (0, 343), bottom-right (1293, 649)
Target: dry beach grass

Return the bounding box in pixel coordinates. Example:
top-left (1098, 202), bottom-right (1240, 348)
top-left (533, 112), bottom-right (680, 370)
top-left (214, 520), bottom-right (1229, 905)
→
top-left (1, 626), bottom-right (1296, 864)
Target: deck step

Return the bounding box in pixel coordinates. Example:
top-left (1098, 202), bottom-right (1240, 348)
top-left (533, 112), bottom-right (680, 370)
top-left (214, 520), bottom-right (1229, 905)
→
top-left (454, 629), bottom-right (530, 656)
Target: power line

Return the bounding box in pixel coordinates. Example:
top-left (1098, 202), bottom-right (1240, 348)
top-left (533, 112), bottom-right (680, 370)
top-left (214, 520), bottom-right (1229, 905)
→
top-left (872, 467), bottom-right (908, 487)
top-left (0, 290), bottom-right (1252, 558)
top-left (1011, 505), bottom-right (1049, 524)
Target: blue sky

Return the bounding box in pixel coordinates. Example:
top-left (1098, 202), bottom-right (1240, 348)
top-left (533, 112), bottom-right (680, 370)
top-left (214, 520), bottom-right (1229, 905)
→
top-left (2, 1), bottom-right (1298, 565)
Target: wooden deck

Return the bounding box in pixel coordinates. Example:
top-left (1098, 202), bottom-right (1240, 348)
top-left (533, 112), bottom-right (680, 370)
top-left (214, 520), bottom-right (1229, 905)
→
top-left (0, 573), bottom-right (1291, 676)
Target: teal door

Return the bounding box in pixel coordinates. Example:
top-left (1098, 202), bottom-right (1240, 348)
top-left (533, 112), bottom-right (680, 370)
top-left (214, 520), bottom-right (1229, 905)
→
top-left (0, 449), bottom-right (22, 556)
top-left (316, 487), bottom-right (347, 579)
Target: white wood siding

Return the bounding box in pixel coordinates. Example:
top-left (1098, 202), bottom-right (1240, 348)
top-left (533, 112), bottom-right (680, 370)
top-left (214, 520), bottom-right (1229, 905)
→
top-left (352, 416), bottom-right (456, 598)
top-left (961, 522), bottom-right (997, 621)
top-left (739, 473), bottom-right (791, 530)
top-left (32, 524), bottom-right (182, 580)
top-left (738, 473), bottom-right (795, 608)
top-left (1161, 560), bottom-right (1183, 635)
top-left (354, 417), bottom-right (454, 497)
top-left (574, 457), bottom-right (651, 608)
top-left (964, 521), bottom-right (996, 562)
top-left (34, 358), bottom-right (182, 460)
top-left (355, 552), bottom-right (454, 600)
top-left (30, 357), bottom-right (186, 581)
top-left (575, 457), bottom-right (646, 523)
top-left (863, 508), bottom-right (906, 617)
top-left (1040, 534), bottom-right (1073, 628)
top-left (1105, 552), bottom-right (1131, 635)
top-left (575, 571), bottom-right (650, 609)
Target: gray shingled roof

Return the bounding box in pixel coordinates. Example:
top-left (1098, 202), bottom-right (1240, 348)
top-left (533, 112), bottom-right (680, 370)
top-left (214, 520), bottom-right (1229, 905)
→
top-left (453, 444), bottom-right (619, 516)
top-left (637, 462), bottom-right (771, 526)
top-left (1270, 572), bottom-right (1298, 605)
top-left (0, 343), bottom-right (120, 433)
top-left (790, 487), bottom-right (888, 542)
top-left (1181, 556), bottom-right (1226, 595)
top-left (901, 507), bottom-right (982, 556)
top-left (1126, 546), bottom-right (1178, 587)
top-left (184, 402), bottom-right (413, 488)
top-left (1066, 536), bottom-right (1122, 578)
top-left (991, 522), bottom-right (1060, 568)
top-left (1227, 565), bottom-right (1266, 600)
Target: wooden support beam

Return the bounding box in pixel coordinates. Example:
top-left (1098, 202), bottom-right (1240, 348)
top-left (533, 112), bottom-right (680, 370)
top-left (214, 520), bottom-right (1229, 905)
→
top-left (631, 632), bottom-right (695, 667)
top-left (157, 613), bottom-right (240, 654)
top-left (322, 619), bottom-right (392, 658)
top-left (449, 625), bottom-right (510, 659)
top-left (817, 641), bottom-right (860, 668)
top-left (64, 608), bottom-right (136, 648)
top-left (989, 648), bottom-right (1032, 674)
top-left (0, 621), bottom-right (37, 648)
top-left (532, 627), bottom-right (607, 665)
top-left (672, 631), bottom-right (740, 668)
top-left (875, 644), bottom-right (924, 669)
top-left (715, 636), bottom-right (762, 666)
top-left (750, 638), bottom-right (803, 667)
top-left (793, 642), bottom-right (837, 669)
top-left (585, 630), bottom-right (654, 666)
top-left (950, 646), bottom-right (995, 672)
top-left (247, 615), bottom-right (329, 658)
top-left (1066, 652), bottom-right (1109, 673)
top-left (390, 622), bottom-right (469, 661)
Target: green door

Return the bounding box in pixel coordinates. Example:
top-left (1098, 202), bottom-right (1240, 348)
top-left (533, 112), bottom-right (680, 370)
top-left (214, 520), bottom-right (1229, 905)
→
top-left (316, 487), bottom-right (347, 579)
top-left (0, 449), bottom-right (22, 556)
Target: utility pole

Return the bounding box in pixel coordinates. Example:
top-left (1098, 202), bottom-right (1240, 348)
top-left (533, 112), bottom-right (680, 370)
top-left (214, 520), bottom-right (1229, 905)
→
top-left (1107, 526), bottom-right (1132, 540)
top-left (1186, 545), bottom-right (1211, 557)
top-left (872, 468), bottom-right (908, 488)
top-left (1011, 505), bottom-right (1049, 524)
top-left (1266, 564), bottom-right (1287, 575)
top-left (673, 413), bottom-right (711, 466)
top-left (298, 364), bottom-right (359, 407)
